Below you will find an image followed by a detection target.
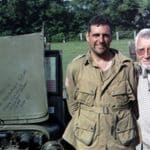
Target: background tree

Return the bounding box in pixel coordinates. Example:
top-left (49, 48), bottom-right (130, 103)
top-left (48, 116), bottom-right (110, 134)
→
top-left (105, 0), bottom-right (140, 31)
top-left (0, 0), bottom-right (68, 42)
top-left (0, 0), bottom-right (44, 35)
top-left (135, 0), bottom-right (150, 29)
top-left (69, 0), bottom-right (109, 33)
top-left (0, 0), bottom-right (150, 41)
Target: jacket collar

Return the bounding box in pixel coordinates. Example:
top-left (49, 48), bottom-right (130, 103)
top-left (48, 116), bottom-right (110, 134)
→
top-left (83, 48), bottom-right (131, 69)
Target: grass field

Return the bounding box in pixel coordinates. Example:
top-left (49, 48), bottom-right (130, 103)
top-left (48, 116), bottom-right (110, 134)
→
top-left (51, 39), bottom-right (133, 84)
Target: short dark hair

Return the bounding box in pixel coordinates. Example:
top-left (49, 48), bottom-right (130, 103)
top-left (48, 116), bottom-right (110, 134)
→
top-left (87, 15), bottom-right (112, 33)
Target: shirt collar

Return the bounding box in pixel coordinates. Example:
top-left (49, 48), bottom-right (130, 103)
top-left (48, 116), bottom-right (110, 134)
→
top-left (85, 51), bottom-right (103, 68)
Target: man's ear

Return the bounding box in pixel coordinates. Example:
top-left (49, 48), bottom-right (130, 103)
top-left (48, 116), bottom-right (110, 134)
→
top-left (85, 32), bottom-right (89, 42)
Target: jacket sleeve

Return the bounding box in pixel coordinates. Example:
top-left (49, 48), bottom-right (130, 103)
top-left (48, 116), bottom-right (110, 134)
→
top-left (126, 62), bottom-right (139, 119)
top-left (65, 62), bottom-right (79, 117)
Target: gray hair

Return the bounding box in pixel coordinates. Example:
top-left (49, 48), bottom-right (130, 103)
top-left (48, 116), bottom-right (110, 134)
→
top-left (135, 28), bottom-right (150, 48)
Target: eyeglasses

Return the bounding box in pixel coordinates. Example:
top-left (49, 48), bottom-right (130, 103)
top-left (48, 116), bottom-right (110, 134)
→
top-left (136, 48), bottom-right (150, 56)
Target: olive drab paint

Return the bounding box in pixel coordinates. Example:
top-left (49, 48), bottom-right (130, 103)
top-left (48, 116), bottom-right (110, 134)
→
top-left (0, 33), bottom-right (48, 124)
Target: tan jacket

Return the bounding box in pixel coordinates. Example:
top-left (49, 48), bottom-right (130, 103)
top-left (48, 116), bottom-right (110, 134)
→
top-left (63, 49), bottom-right (139, 150)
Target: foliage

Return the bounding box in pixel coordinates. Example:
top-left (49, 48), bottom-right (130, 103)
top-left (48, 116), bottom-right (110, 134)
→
top-left (0, 0), bottom-right (150, 41)
top-left (69, 0), bottom-right (110, 33)
top-left (51, 32), bottom-right (65, 42)
top-left (0, 0), bottom-right (68, 37)
top-left (0, 0), bottom-right (43, 35)
top-left (105, 0), bottom-right (140, 31)
top-left (135, 0), bottom-right (150, 29)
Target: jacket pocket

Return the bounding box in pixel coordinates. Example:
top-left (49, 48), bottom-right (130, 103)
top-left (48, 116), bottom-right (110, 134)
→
top-left (110, 81), bottom-right (129, 106)
top-left (116, 112), bottom-right (137, 146)
top-left (75, 85), bottom-right (97, 106)
top-left (74, 111), bottom-right (96, 146)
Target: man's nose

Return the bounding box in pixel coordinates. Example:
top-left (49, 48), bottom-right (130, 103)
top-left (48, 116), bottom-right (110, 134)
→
top-left (98, 35), bottom-right (104, 43)
top-left (144, 49), bottom-right (150, 57)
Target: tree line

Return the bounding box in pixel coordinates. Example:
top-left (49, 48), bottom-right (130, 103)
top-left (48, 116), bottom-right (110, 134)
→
top-left (0, 0), bottom-right (150, 42)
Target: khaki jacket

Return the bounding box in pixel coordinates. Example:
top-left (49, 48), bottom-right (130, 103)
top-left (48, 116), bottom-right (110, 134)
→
top-left (63, 49), bottom-right (139, 150)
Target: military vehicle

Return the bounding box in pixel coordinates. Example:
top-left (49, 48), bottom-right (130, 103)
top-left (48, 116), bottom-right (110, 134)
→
top-left (0, 32), bottom-right (69, 150)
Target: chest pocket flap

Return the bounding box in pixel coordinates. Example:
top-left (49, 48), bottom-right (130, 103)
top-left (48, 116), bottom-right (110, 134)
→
top-left (75, 84), bottom-right (97, 106)
top-left (111, 81), bottom-right (126, 96)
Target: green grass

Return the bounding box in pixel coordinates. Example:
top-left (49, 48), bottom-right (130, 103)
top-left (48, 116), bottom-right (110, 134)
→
top-left (51, 39), bottom-right (133, 84)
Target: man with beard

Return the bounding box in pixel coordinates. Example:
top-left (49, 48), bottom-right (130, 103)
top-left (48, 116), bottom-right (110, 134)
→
top-left (135, 28), bottom-right (150, 150)
top-left (63, 15), bottom-right (139, 150)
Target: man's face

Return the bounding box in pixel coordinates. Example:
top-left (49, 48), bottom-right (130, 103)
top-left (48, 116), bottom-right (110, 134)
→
top-left (86, 25), bottom-right (112, 56)
top-left (136, 37), bottom-right (150, 66)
